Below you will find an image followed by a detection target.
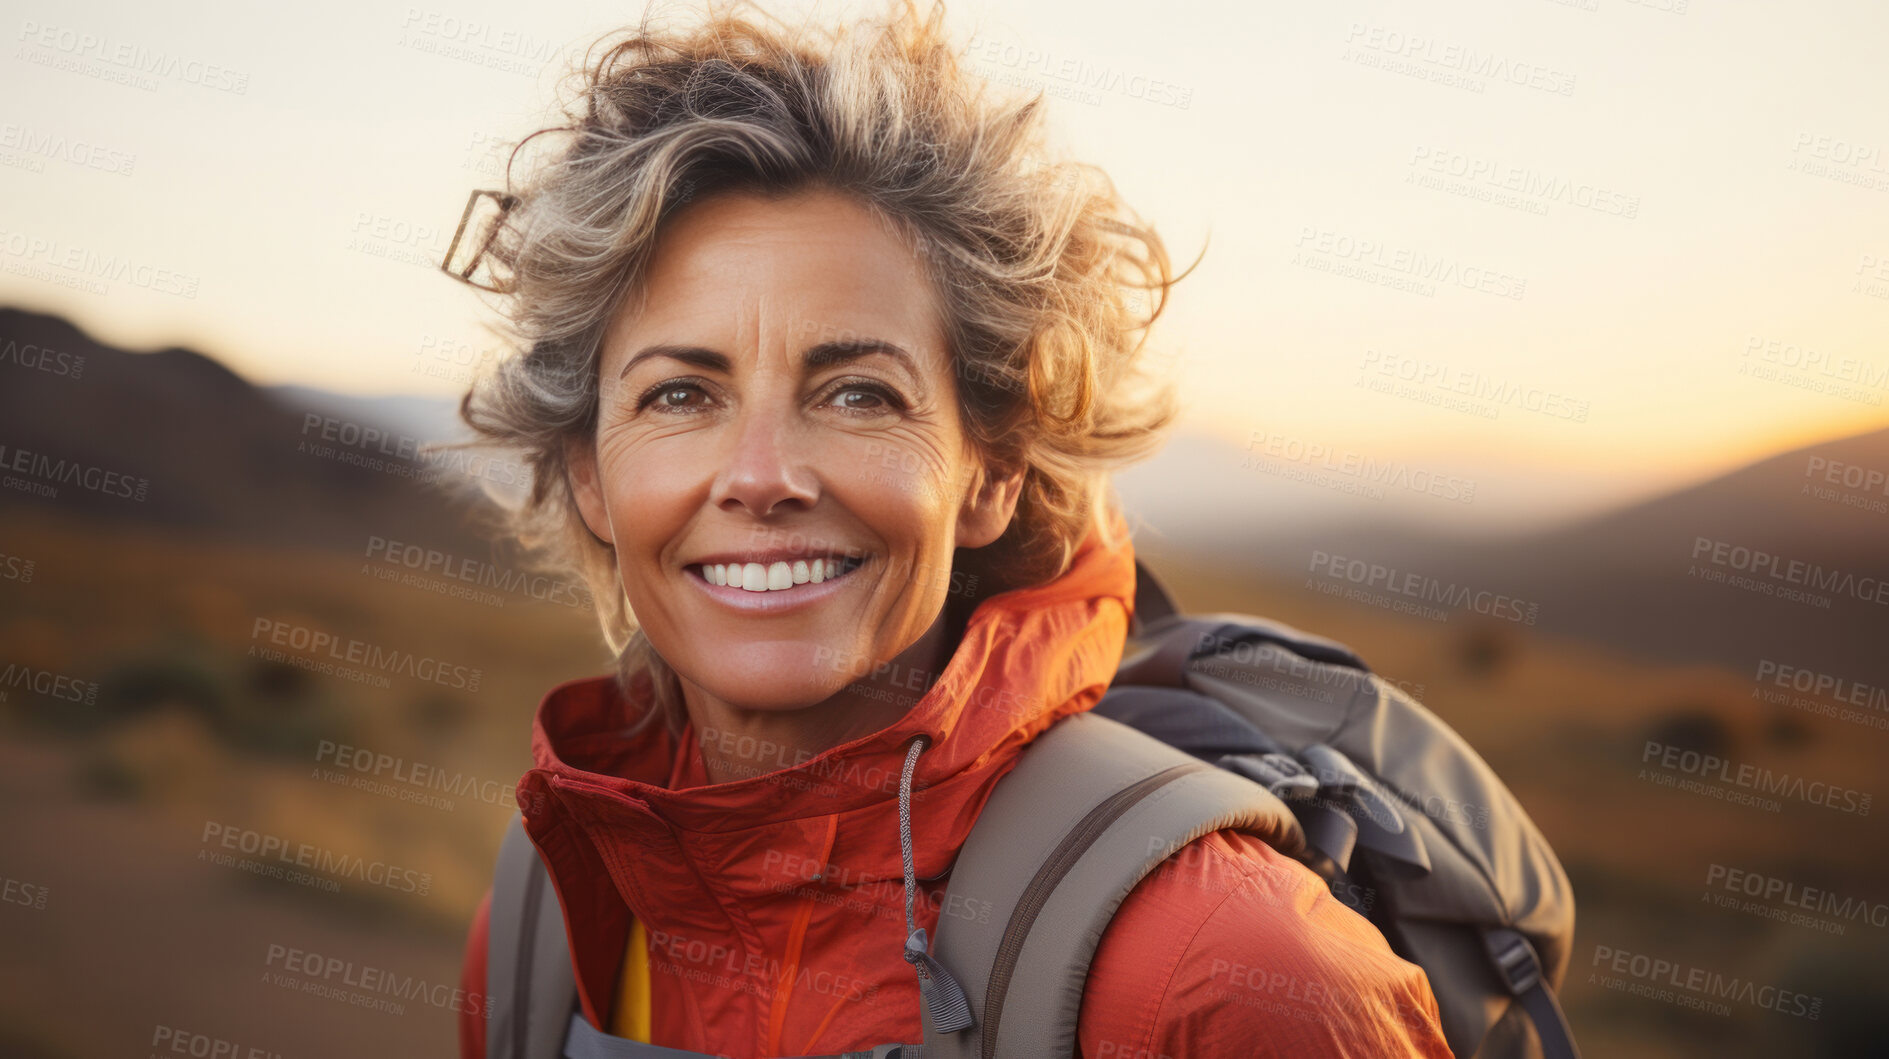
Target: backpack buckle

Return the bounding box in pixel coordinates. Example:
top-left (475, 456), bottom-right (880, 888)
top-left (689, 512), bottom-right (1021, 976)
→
top-left (1299, 744), bottom-right (1407, 835)
top-left (1220, 752), bottom-right (1319, 800)
top-left (1485, 928), bottom-right (1544, 996)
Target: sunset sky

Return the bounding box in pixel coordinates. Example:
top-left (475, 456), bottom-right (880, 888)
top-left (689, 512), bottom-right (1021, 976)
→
top-left (4, 0), bottom-right (1886, 530)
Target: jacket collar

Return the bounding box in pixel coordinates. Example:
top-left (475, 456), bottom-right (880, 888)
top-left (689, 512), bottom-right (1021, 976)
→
top-left (514, 510), bottom-right (1137, 1027)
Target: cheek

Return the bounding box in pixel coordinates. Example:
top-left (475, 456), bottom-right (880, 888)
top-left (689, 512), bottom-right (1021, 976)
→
top-left (847, 427), bottom-right (965, 500)
top-left (838, 439), bottom-right (959, 531)
top-left (831, 445), bottom-right (969, 615)
top-left (596, 437), bottom-right (697, 548)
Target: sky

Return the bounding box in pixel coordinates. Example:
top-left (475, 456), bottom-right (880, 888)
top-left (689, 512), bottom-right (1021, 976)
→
top-left (4, 0), bottom-right (1886, 531)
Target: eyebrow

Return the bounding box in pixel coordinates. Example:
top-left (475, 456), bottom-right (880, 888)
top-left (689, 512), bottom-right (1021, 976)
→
top-left (617, 338), bottom-right (926, 386)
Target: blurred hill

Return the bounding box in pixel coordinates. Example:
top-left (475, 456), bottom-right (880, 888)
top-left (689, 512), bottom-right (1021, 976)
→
top-left (1121, 428), bottom-right (1889, 682)
top-left (0, 308), bottom-right (496, 555)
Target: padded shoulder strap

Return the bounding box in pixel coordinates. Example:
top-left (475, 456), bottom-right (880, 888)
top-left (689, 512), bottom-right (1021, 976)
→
top-left (917, 713), bottom-right (1301, 1059)
top-left (488, 813), bottom-right (580, 1059)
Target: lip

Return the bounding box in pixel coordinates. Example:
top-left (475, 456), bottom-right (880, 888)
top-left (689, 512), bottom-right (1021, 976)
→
top-left (685, 555), bottom-right (871, 614)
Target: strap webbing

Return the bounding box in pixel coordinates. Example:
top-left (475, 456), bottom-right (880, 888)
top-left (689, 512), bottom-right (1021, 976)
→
top-left (1484, 928), bottom-right (1582, 1059)
top-left (1518, 984), bottom-right (1582, 1059)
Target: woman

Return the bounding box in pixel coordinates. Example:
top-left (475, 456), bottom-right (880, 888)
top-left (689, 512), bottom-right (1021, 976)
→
top-left (449, 2), bottom-right (1452, 1055)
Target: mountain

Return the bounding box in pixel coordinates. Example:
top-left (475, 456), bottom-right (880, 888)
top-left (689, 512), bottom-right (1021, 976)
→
top-left (1466, 428), bottom-right (1889, 679)
top-left (1143, 426), bottom-right (1889, 680)
top-left (268, 384), bottom-right (475, 448)
top-left (0, 308), bottom-right (498, 555)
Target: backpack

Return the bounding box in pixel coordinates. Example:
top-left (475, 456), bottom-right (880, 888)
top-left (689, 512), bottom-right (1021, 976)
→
top-left (484, 559), bottom-right (1580, 1059)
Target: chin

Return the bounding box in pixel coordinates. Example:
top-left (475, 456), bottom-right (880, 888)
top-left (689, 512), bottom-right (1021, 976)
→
top-left (694, 676), bottom-right (833, 713)
top-left (687, 646), bottom-right (849, 704)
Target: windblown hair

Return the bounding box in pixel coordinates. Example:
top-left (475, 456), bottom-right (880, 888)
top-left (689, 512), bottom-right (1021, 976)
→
top-left (453, 0), bottom-right (1186, 736)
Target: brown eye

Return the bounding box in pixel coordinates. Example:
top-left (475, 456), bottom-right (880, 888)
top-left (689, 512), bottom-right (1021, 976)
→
top-left (825, 380), bottom-right (904, 415)
top-left (636, 379), bottom-right (711, 412)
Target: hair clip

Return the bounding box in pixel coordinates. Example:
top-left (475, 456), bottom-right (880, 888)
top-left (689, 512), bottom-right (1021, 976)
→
top-left (440, 188), bottom-right (518, 292)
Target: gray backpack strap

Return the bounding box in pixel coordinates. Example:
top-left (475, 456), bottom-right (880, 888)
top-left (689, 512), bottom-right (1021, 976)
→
top-left (562, 1011), bottom-right (907, 1059)
top-left (488, 813), bottom-right (580, 1059)
top-left (917, 712), bottom-right (1302, 1059)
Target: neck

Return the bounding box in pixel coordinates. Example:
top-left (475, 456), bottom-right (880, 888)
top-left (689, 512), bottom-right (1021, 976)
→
top-left (681, 600), bottom-right (969, 786)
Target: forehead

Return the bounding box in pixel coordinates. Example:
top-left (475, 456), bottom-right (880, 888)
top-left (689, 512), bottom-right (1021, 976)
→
top-left (607, 187), bottom-right (949, 374)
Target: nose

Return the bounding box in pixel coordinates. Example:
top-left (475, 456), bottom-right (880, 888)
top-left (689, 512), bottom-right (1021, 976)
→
top-left (708, 394), bottom-right (820, 519)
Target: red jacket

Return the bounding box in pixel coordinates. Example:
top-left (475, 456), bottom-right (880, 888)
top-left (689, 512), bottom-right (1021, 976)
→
top-left (459, 515), bottom-right (1453, 1058)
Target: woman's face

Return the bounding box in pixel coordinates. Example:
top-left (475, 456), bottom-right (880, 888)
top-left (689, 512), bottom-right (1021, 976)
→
top-left (568, 187), bottom-right (1021, 714)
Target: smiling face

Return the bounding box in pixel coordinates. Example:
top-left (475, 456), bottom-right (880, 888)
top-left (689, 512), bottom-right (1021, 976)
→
top-left (567, 187), bottom-right (1023, 717)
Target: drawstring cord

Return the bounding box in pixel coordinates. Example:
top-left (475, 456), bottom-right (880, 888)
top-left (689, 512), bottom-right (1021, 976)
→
top-left (898, 734), bottom-right (974, 1033)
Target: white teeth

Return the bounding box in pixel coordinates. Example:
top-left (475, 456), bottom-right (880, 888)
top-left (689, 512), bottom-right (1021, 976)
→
top-left (701, 557), bottom-right (856, 591)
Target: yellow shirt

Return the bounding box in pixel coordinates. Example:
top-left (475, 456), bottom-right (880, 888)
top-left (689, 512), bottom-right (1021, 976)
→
top-left (610, 917), bottom-right (652, 1040)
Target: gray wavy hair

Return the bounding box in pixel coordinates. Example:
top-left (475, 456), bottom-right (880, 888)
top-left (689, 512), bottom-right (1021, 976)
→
top-left (449, 0), bottom-right (1187, 736)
